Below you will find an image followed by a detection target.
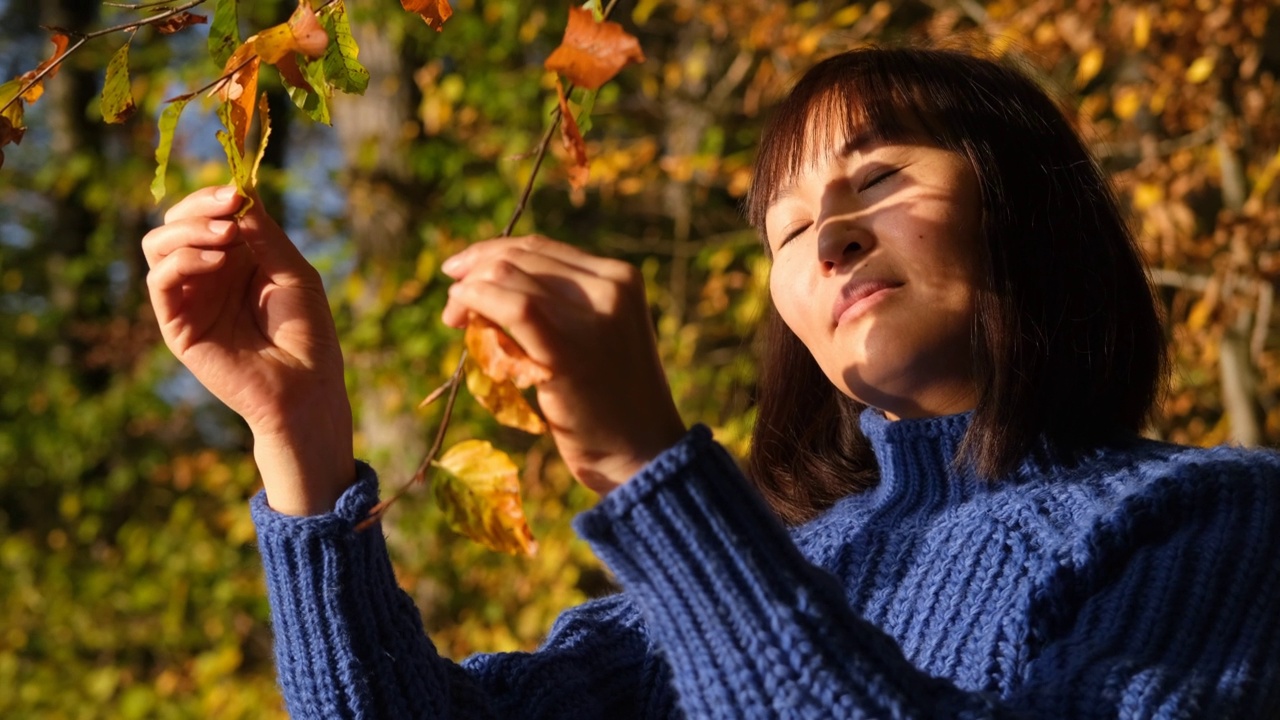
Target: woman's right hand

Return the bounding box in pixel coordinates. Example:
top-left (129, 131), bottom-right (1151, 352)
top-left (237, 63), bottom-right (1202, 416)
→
top-left (143, 186), bottom-right (355, 516)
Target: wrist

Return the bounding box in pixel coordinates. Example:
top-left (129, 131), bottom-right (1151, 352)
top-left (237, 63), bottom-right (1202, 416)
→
top-left (249, 394), bottom-right (356, 516)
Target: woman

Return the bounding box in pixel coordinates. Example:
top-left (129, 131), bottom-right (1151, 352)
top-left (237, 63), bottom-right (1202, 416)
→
top-left (142, 47), bottom-right (1280, 717)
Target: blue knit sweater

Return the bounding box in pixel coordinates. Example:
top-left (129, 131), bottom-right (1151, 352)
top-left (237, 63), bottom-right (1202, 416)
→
top-left (250, 410), bottom-right (1280, 718)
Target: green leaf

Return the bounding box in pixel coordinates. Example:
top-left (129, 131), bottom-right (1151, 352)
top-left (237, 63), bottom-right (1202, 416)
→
top-left (151, 97), bottom-right (190, 203)
top-left (284, 57), bottom-right (331, 124)
top-left (583, 0), bottom-right (604, 22)
top-left (208, 0), bottom-right (240, 68)
top-left (321, 0), bottom-right (369, 95)
top-left (576, 88), bottom-right (597, 135)
top-left (101, 41), bottom-right (135, 124)
top-left (0, 79), bottom-right (22, 112)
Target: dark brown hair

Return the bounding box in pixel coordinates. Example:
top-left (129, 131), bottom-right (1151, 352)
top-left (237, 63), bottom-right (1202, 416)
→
top-left (745, 47), bottom-right (1167, 525)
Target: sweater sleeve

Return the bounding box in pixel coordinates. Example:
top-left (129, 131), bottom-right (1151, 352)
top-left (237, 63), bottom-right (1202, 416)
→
top-left (251, 462), bottom-right (676, 719)
top-left (574, 427), bottom-right (1280, 719)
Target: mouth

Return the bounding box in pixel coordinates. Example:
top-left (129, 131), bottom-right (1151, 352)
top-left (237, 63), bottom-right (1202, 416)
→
top-left (832, 279), bottom-right (902, 326)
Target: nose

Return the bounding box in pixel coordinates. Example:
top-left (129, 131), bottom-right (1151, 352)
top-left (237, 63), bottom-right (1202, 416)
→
top-left (817, 220), bottom-right (868, 274)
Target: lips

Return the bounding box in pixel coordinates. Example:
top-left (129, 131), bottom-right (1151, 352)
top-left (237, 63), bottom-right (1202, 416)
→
top-left (831, 278), bottom-right (902, 325)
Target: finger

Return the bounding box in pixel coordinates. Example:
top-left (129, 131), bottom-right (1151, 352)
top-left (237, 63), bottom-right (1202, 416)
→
top-left (443, 274), bottom-right (564, 364)
top-left (142, 217), bottom-right (239, 267)
top-left (442, 253), bottom-right (622, 329)
top-left (146, 247), bottom-right (228, 323)
top-left (233, 193), bottom-right (318, 288)
top-left (163, 185), bottom-right (244, 225)
top-left (443, 236), bottom-right (631, 282)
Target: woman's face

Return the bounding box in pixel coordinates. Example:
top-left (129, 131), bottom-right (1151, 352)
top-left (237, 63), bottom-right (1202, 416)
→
top-left (764, 132), bottom-right (985, 419)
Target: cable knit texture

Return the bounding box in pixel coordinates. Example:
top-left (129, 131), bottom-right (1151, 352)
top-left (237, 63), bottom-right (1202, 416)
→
top-left (251, 410), bottom-right (1280, 718)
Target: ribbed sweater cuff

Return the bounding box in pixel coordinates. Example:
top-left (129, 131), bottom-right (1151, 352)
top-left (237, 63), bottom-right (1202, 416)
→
top-left (574, 426), bottom-right (941, 716)
top-left (251, 463), bottom-right (451, 718)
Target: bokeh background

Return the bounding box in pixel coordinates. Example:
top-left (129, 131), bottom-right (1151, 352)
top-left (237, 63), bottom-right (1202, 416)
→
top-left (1, 0), bottom-right (1277, 716)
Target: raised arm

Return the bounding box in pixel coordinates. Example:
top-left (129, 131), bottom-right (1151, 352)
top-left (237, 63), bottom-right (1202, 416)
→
top-left (142, 186), bottom-right (354, 515)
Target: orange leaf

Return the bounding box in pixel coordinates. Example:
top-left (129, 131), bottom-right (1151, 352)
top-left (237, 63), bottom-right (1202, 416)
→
top-left (464, 315), bottom-right (552, 389)
top-left (155, 11), bottom-right (207, 35)
top-left (465, 360), bottom-right (547, 435)
top-left (275, 53), bottom-right (312, 94)
top-left (544, 7), bottom-right (645, 91)
top-left (401, 0), bottom-right (453, 32)
top-left (17, 33), bottom-right (72, 103)
top-left (216, 44), bottom-right (261, 154)
top-left (433, 440), bottom-right (537, 556)
top-left (555, 79), bottom-right (589, 189)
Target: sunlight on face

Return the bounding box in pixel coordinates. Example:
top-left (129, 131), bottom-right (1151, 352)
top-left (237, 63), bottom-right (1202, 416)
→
top-left (764, 128), bottom-right (985, 419)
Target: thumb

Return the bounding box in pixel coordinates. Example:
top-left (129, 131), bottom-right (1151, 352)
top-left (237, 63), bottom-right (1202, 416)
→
top-left (236, 192), bottom-right (314, 286)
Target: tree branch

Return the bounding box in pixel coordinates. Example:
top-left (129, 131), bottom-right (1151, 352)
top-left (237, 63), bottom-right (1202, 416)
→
top-left (1, 0), bottom-right (209, 116)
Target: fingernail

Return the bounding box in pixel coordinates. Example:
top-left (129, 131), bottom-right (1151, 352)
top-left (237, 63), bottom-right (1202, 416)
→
top-left (214, 186), bottom-right (237, 201)
top-left (441, 255), bottom-right (463, 275)
top-left (199, 250), bottom-right (224, 263)
top-left (208, 219), bottom-right (234, 234)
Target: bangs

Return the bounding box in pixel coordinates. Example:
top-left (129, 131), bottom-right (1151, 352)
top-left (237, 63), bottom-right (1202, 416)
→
top-left (745, 51), bottom-right (944, 237)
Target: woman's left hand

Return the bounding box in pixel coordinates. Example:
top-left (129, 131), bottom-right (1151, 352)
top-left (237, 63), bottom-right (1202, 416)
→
top-left (441, 236), bottom-right (686, 496)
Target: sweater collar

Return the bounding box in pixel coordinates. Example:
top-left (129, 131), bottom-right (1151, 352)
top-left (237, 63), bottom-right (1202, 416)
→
top-left (858, 408), bottom-right (984, 509)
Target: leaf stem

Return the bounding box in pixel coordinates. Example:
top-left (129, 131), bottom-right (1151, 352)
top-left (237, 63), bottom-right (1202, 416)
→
top-left (0, 0), bottom-right (209, 116)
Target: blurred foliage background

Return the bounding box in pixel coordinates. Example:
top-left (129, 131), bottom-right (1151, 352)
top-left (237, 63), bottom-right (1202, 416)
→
top-left (1, 0), bottom-right (1277, 716)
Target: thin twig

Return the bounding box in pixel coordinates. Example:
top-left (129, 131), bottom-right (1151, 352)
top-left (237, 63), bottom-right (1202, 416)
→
top-left (361, 0), bottom-right (626, 529)
top-left (1, 0), bottom-right (208, 116)
top-left (500, 0), bottom-right (621, 236)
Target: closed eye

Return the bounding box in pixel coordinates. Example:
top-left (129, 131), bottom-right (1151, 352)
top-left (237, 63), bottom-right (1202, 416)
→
top-left (860, 167), bottom-right (901, 192)
top-left (781, 222), bottom-right (811, 246)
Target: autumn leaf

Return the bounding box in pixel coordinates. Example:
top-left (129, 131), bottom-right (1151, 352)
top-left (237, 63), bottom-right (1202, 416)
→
top-left (402, 0), bottom-right (453, 32)
top-left (544, 6), bottom-right (645, 91)
top-left (152, 96), bottom-right (191, 203)
top-left (101, 41), bottom-right (136, 124)
top-left (0, 81), bottom-right (25, 169)
top-left (215, 102), bottom-right (251, 196)
top-left (465, 360), bottom-right (547, 435)
top-left (215, 43), bottom-right (260, 154)
top-left (433, 440), bottom-right (537, 556)
top-left (154, 11), bottom-right (207, 35)
top-left (17, 33), bottom-right (72, 103)
top-left (464, 315), bottom-right (552, 389)
top-left (555, 79), bottom-right (589, 189)
top-left (249, 93), bottom-right (272, 190)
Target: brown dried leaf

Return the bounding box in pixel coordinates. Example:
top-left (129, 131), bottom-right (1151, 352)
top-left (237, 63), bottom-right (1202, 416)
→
top-left (465, 360), bottom-right (547, 435)
top-left (555, 79), bottom-right (589, 189)
top-left (544, 7), bottom-right (645, 91)
top-left (155, 11), bottom-right (207, 35)
top-left (464, 315), bottom-right (552, 389)
top-left (401, 0), bottom-right (453, 32)
top-left (434, 440), bottom-right (537, 556)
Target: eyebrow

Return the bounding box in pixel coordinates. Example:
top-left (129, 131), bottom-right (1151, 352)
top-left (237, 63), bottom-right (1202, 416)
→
top-left (769, 131), bottom-right (881, 206)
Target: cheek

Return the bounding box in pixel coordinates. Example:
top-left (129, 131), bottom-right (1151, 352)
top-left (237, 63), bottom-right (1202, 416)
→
top-left (768, 260), bottom-right (810, 340)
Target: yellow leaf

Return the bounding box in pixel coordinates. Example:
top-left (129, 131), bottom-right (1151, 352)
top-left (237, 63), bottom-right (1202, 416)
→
top-left (1186, 56), bottom-right (1215, 84)
top-left (434, 440), bottom-right (537, 556)
top-left (1113, 87), bottom-right (1142, 120)
top-left (1133, 9), bottom-right (1151, 49)
top-left (1132, 182), bottom-right (1163, 210)
top-left (465, 360), bottom-right (547, 434)
top-left (1075, 48), bottom-right (1104, 88)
